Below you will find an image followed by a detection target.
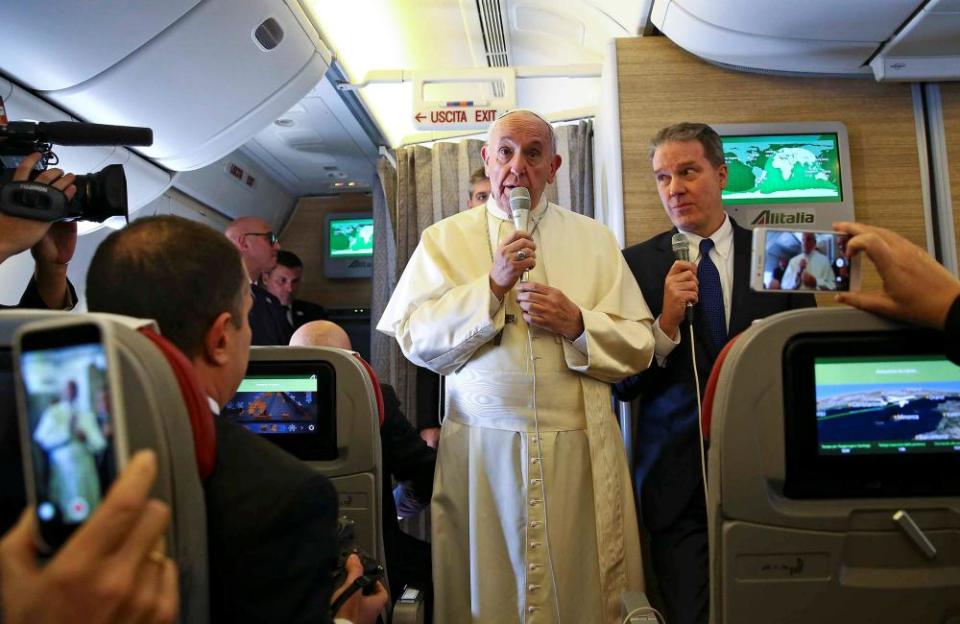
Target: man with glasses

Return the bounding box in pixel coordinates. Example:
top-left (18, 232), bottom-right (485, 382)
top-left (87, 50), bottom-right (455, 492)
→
top-left (225, 217), bottom-right (292, 345)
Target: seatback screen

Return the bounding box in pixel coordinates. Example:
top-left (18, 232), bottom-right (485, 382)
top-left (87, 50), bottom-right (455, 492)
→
top-left (225, 375), bottom-right (319, 435)
top-left (815, 355), bottom-right (960, 456)
top-left (223, 361), bottom-right (337, 461)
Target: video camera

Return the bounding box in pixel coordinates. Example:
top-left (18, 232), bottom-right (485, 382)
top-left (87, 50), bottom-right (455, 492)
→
top-left (0, 120), bottom-right (153, 223)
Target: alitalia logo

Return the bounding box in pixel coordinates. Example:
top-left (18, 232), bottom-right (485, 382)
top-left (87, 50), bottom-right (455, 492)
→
top-left (751, 210), bottom-right (815, 226)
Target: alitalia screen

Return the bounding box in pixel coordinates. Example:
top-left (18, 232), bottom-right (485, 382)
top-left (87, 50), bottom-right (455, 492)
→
top-left (814, 356), bottom-right (960, 455)
top-left (722, 133), bottom-right (842, 205)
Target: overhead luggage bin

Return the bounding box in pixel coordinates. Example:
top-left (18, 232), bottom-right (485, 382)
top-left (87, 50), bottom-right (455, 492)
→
top-left (3, 0), bottom-right (331, 172)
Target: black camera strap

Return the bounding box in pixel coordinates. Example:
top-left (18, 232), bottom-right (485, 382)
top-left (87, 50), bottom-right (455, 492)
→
top-left (0, 181), bottom-right (69, 222)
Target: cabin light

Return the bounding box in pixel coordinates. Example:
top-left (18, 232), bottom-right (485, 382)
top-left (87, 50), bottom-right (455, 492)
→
top-left (346, 181), bottom-right (356, 187)
top-left (333, 181), bottom-right (345, 187)
top-left (274, 118), bottom-right (295, 127)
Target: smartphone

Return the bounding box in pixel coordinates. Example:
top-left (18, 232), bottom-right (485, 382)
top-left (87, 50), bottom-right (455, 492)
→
top-left (751, 227), bottom-right (861, 293)
top-left (13, 319), bottom-right (128, 553)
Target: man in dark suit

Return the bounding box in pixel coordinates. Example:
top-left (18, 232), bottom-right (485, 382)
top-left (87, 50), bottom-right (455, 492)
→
top-left (87, 215), bottom-right (387, 624)
top-left (225, 216), bottom-right (292, 345)
top-left (262, 250), bottom-right (327, 330)
top-left (615, 123), bottom-right (815, 624)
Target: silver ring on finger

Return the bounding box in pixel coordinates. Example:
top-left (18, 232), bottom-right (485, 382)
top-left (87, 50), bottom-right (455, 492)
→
top-left (515, 250), bottom-right (527, 261)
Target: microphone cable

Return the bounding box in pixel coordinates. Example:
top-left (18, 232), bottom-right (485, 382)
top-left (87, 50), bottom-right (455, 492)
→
top-left (688, 323), bottom-right (709, 499)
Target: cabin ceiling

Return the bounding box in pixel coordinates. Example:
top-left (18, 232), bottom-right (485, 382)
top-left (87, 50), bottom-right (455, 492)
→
top-left (2, 0), bottom-right (957, 201)
top-left (242, 0), bottom-right (643, 195)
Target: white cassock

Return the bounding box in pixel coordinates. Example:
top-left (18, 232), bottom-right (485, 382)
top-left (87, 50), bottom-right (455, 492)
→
top-left (378, 198), bottom-right (655, 623)
top-left (782, 249), bottom-right (836, 290)
top-left (33, 400), bottom-right (107, 521)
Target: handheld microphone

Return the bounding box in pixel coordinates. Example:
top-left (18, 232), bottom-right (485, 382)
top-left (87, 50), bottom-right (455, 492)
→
top-left (510, 187), bottom-right (532, 282)
top-left (509, 186), bottom-right (530, 232)
top-left (671, 233), bottom-right (694, 324)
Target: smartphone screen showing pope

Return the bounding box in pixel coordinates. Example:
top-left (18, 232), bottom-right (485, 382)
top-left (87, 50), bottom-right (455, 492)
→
top-left (17, 323), bottom-right (119, 552)
top-left (751, 227), bottom-right (861, 293)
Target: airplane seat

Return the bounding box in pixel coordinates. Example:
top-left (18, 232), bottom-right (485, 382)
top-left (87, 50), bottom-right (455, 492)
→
top-left (242, 346), bottom-right (425, 623)
top-left (0, 311), bottom-right (210, 624)
top-left (701, 334), bottom-right (742, 447)
top-left (706, 307), bottom-right (960, 623)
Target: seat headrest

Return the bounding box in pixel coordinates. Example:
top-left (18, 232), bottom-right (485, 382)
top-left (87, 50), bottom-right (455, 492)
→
top-left (353, 353), bottom-right (385, 427)
top-left (701, 332), bottom-right (742, 445)
top-left (139, 328), bottom-right (216, 480)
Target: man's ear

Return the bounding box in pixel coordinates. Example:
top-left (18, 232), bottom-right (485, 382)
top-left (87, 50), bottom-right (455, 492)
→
top-left (201, 311), bottom-right (234, 367)
top-left (546, 153), bottom-right (562, 184)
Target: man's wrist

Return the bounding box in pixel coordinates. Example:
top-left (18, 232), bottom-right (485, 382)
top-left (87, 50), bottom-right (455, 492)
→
top-left (489, 275), bottom-right (507, 302)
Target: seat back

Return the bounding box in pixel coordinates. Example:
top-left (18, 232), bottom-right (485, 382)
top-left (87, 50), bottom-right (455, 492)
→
top-left (707, 307), bottom-right (960, 623)
top-left (0, 311), bottom-right (209, 624)
top-left (242, 346), bottom-right (385, 567)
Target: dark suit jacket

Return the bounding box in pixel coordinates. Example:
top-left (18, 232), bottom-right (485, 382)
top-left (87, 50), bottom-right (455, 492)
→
top-left (290, 298), bottom-right (327, 330)
top-left (614, 220), bottom-right (815, 531)
top-left (206, 416), bottom-right (339, 624)
top-left (379, 383), bottom-right (435, 598)
top-left (250, 283), bottom-right (293, 346)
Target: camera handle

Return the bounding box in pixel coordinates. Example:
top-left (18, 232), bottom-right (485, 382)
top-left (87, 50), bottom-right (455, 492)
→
top-left (0, 181), bottom-right (69, 222)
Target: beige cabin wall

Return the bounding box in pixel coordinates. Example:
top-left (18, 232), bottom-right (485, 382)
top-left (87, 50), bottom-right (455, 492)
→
top-left (942, 83), bottom-right (960, 262)
top-left (616, 37), bottom-right (927, 298)
top-left (278, 193), bottom-right (373, 308)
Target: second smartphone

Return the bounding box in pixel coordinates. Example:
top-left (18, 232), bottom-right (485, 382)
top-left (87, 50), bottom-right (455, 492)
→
top-left (751, 227), bottom-right (861, 293)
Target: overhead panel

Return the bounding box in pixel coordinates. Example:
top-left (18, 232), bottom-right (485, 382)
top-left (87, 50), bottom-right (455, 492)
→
top-left (650, 0), bottom-right (916, 74)
top-left (871, 0), bottom-right (960, 81)
top-left (660, 0), bottom-right (918, 42)
top-left (9, 0), bottom-right (330, 172)
top-left (0, 1), bottom-right (200, 91)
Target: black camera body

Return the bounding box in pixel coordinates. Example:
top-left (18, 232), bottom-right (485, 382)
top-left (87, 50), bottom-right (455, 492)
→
top-left (0, 121), bottom-right (152, 223)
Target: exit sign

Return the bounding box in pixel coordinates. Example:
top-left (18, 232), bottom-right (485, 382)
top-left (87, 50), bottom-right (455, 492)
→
top-left (413, 103), bottom-right (503, 131)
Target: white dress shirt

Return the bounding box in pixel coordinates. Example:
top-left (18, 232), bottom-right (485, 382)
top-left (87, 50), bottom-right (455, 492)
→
top-left (653, 214), bottom-right (734, 363)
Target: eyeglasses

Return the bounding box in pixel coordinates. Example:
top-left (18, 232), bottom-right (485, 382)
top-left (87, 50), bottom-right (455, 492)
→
top-left (242, 231), bottom-right (279, 245)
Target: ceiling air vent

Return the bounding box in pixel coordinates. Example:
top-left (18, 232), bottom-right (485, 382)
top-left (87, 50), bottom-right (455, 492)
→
top-left (475, 0), bottom-right (510, 96)
top-left (254, 18), bottom-right (284, 51)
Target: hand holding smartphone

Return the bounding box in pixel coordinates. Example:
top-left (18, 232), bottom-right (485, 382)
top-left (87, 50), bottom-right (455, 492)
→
top-left (751, 227), bottom-right (861, 293)
top-left (13, 319), bottom-right (127, 553)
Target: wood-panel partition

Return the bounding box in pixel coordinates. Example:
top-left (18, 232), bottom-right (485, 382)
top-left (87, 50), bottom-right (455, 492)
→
top-left (278, 193), bottom-right (373, 308)
top-left (616, 37), bottom-right (926, 294)
top-left (942, 83), bottom-right (960, 261)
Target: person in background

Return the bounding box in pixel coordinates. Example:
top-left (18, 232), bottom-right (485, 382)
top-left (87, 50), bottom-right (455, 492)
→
top-left (262, 250), bottom-right (327, 330)
top-left (224, 216), bottom-right (292, 345)
top-left (290, 320), bottom-right (436, 618)
top-left (467, 166), bottom-right (491, 209)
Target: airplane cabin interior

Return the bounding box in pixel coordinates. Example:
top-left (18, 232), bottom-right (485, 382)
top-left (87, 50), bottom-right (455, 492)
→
top-left (2, 1), bottom-right (960, 623)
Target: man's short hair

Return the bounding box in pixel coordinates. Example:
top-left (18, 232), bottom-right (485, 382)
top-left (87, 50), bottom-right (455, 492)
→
top-left (648, 122), bottom-right (726, 169)
top-left (469, 167), bottom-right (488, 188)
top-left (275, 249), bottom-right (303, 270)
top-left (87, 215), bottom-right (248, 358)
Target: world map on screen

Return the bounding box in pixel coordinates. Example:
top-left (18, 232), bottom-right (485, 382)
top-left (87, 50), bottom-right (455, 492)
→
top-left (722, 134), bottom-right (841, 205)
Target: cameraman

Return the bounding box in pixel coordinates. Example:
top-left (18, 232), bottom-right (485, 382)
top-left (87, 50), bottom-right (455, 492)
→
top-left (0, 152), bottom-right (78, 310)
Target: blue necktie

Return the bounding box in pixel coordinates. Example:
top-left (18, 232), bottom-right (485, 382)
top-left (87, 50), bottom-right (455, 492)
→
top-left (698, 238), bottom-right (727, 354)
